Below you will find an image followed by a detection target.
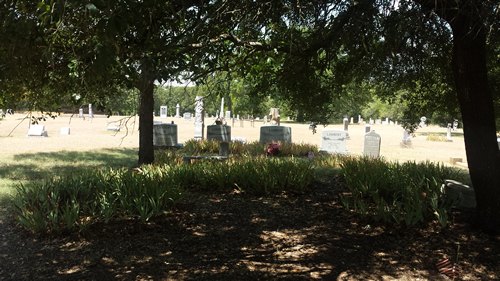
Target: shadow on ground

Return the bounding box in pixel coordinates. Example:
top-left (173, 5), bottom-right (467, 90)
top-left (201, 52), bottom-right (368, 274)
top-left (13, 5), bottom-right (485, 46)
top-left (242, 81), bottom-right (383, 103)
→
top-left (0, 148), bottom-right (137, 183)
top-left (1, 185), bottom-right (498, 281)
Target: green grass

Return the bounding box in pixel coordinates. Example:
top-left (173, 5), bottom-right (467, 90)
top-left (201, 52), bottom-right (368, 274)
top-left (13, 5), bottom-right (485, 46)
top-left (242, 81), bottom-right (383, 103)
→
top-left (0, 148), bottom-right (137, 199)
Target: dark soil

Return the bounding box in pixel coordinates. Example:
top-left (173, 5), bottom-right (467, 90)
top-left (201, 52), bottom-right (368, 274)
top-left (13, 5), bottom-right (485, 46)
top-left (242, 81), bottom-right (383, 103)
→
top-left (1, 178), bottom-right (498, 281)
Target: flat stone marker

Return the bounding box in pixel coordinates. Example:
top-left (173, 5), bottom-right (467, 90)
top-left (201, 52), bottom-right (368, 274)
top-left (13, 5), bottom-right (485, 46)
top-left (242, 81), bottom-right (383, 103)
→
top-left (60, 127), bottom-right (70, 135)
top-left (207, 125), bottom-right (231, 142)
top-left (320, 130), bottom-right (348, 154)
top-left (363, 130), bottom-right (381, 158)
top-left (27, 125), bottom-right (47, 137)
top-left (259, 125), bottom-right (291, 144)
top-left (153, 124), bottom-right (178, 147)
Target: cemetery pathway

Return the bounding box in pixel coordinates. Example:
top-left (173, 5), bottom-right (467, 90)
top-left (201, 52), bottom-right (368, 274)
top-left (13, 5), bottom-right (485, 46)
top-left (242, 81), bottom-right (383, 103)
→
top-left (0, 180), bottom-right (498, 281)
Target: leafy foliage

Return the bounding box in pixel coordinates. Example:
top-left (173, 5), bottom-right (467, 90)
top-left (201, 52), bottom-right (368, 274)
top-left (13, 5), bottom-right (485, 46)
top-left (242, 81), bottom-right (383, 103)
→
top-left (340, 156), bottom-right (469, 227)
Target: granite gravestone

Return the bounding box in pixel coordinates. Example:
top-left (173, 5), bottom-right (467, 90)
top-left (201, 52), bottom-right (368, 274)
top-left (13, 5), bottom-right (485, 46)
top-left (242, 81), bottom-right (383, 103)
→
top-left (207, 125), bottom-right (231, 142)
top-left (363, 131), bottom-right (381, 158)
top-left (259, 126), bottom-right (292, 144)
top-left (153, 124), bottom-right (178, 147)
top-left (320, 130), bottom-right (348, 154)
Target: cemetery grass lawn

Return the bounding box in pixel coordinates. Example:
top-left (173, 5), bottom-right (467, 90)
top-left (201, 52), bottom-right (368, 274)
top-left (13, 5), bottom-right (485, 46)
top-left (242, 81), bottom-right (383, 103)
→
top-left (1, 172), bottom-right (499, 280)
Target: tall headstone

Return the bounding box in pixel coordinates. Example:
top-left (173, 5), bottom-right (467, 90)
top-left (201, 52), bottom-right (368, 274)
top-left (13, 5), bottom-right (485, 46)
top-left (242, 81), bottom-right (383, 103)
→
top-left (220, 97), bottom-right (225, 118)
top-left (446, 123), bottom-right (453, 141)
top-left (194, 96), bottom-right (204, 140)
top-left (160, 106), bottom-right (168, 118)
top-left (153, 124), bottom-right (178, 147)
top-left (79, 108), bottom-right (84, 118)
top-left (320, 130), bottom-right (348, 154)
top-left (363, 131), bottom-right (381, 158)
top-left (225, 110), bottom-right (231, 119)
top-left (453, 120), bottom-right (459, 130)
top-left (259, 126), bottom-right (292, 144)
top-left (88, 104), bottom-right (93, 118)
top-left (350, 117), bottom-right (354, 124)
top-left (175, 104), bottom-right (180, 118)
top-left (343, 118), bottom-right (349, 131)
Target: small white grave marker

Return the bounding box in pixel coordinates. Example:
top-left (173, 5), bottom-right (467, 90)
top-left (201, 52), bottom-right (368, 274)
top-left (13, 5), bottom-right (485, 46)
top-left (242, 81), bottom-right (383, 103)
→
top-left (27, 125), bottom-right (47, 137)
top-left (320, 130), bottom-right (348, 154)
top-left (60, 127), bottom-right (70, 135)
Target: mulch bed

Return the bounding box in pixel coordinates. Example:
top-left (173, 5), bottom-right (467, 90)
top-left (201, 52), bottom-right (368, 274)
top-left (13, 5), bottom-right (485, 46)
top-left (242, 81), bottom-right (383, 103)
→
top-left (1, 178), bottom-right (498, 281)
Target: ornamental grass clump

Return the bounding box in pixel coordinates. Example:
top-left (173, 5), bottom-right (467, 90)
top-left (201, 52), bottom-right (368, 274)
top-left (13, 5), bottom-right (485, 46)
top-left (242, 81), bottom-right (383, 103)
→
top-left (340, 156), bottom-right (467, 227)
top-left (13, 167), bottom-right (184, 234)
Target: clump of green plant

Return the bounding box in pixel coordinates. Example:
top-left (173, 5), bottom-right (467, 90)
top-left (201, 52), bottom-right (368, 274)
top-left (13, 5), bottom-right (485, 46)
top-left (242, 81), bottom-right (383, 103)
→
top-left (13, 166), bottom-right (184, 234)
top-left (339, 156), bottom-right (467, 227)
top-left (13, 156), bottom-right (315, 234)
top-left (178, 139), bottom-right (319, 158)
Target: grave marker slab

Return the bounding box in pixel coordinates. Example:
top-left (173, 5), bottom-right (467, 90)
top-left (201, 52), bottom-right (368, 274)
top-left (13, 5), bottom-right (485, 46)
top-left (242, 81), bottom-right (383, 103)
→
top-left (160, 106), bottom-right (168, 118)
top-left (27, 125), bottom-right (47, 137)
top-left (194, 96), bottom-right (204, 139)
top-left (153, 124), bottom-right (178, 147)
top-left (363, 131), bottom-right (381, 158)
top-left (320, 130), bottom-right (348, 154)
top-left (207, 125), bottom-right (231, 142)
top-left (259, 126), bottom-right (291, 144)
top-left (60, 127), bottom-right (70, 135)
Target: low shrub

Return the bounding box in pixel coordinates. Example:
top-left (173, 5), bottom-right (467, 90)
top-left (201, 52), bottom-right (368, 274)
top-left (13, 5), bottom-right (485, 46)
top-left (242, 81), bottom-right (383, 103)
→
top-left (13, 157), bottom-right (315, 234)
top-left (340, 156), bottom-right (467, 227)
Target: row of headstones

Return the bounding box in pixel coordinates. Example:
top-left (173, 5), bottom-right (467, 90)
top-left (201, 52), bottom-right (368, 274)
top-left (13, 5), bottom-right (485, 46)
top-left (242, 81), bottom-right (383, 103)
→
top-left (153, 124), bottom-right (382, 157)
top-left (153, 124), bottom-right (293, 147)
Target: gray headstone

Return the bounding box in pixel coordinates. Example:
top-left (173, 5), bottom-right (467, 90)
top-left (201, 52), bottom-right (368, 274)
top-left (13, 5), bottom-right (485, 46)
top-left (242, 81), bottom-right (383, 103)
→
top-left (183, 112), bottom-right (192, 120)
top-left (365, 125), bottom-right (371, 133)
top-left (153, 124), bottom-right (178, 147)
top-left (207, 125), bottom-right (231, 142)
top-left (442, 179), bottom-right (476, 209)
top-left (320, 130), bottom-right (348, 154)
top-left (363, 131), bottom-right (381, 158)
top-left (259, 126), bottom-right (292, 144)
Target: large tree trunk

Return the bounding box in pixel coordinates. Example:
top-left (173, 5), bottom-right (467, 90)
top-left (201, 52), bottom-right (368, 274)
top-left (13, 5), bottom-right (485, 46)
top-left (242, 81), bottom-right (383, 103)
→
top-left (450, 11), bottom-right (500, 233)
top-left (138, 63), bottom-right (155, 165)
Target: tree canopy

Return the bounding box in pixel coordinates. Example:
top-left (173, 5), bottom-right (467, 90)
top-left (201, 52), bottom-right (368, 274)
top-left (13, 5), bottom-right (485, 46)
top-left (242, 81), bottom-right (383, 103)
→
top-left (1, 0), bottom-right (499, 232)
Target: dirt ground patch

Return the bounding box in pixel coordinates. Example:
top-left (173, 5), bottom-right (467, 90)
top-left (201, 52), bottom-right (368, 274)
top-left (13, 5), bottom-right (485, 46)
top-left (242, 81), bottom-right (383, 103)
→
top-left (1, 182), bottom-right (499, 281)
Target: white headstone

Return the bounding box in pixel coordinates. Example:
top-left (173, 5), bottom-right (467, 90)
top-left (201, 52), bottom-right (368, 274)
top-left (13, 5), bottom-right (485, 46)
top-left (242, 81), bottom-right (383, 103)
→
top-left (447, 123), bottom-right (453, 141)
top-left (419, 116), bottom-right (427, 127)
top-left (363, 131), bottom-right (381, 158)
top-left (160, 106), bottom-right (168, 118)
top-left (320, 130), bottom-right (348, 154)
top-left (220, 98), bottom-right (224, 118)
top-left (194, 96), bottom-right (204, 140)
top-left (225, 110), bottom-right (231, 119)
top-left (183, 112), bottom-right (192, 120)
top-left (175, 104), bottom-right (180, 118)
top-left (88, 104), bottom-right (93, 118)
top-left (79, 108), bottom-right (84, 118)
top-left (27, 125), bottom-right (47, 137)
top-left (343, 118), bottom-right (349, 131)
top-left (60, 127), bottom-right (70, 135)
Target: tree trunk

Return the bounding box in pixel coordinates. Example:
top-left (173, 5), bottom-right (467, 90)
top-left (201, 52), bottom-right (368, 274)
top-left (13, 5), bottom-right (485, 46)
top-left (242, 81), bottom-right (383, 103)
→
top-left (451, 14), bottom-right (500, 233)
top-left (138, 63), bottom-right (155, 165)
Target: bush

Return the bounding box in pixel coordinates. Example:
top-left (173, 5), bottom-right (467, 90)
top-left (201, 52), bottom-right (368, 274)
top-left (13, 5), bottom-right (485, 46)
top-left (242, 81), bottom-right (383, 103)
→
top-left (13, 157), bottom-right (315, 234)
top-left (339, 156), bottom-right (467, 227)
